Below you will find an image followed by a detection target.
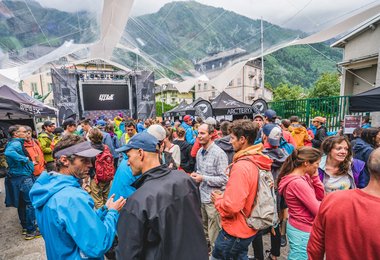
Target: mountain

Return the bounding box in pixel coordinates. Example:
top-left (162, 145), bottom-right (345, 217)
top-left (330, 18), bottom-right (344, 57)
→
top-left (125, 1), bottom-right (342, 88)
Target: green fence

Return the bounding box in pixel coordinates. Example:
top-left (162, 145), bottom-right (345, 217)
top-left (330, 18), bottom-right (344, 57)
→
top-left (269, 96), bottom-right (368, 132)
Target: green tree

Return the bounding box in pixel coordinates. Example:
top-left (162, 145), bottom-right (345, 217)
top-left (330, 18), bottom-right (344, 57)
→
top-left (308, 72), bottom-right (340, 98)
top-left (156, 102), bottom-right (177, 117)
top-left (273, 83), bottom-right (305, 101)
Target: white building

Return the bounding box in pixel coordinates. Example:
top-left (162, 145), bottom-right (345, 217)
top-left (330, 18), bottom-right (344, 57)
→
top-left (194, 49), bottom-right (273, 104)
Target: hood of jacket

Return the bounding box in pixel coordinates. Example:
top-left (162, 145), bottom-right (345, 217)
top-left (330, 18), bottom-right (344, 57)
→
top-left (263, 148), bottom-right (288, 168)
top-left (215, 135), bottom-right (234, 152)
top-left (233, 143), bottom-right (272, 171)
top-left (353, 138), bottom-right (373, 156)
top-left (290, 123), bottom-right (306, 135)
top-left (132, 165), bottom-right (171, 189)
top-left (278, 174), bottom-right (305, 196)
top-left (30, 171), bottom-right (80, 209)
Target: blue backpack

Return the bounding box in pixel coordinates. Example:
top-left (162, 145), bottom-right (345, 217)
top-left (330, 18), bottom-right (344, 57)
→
top-left (280, 137), bottom-right (294, 155)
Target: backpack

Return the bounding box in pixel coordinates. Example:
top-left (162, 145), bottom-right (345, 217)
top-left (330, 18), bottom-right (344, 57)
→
top-left (279, 137), bottom-right (294, 155)
top-left (95, 145), bottom-right (115, 183)
top-left (241, 162), bottom-right (279, 230)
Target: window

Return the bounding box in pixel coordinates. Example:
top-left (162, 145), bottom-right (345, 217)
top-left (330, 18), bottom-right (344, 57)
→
top-left (198, 84), bottom-right (201, 91)
top-left (212, 91), bottom-right (216, 98)
top-left (229, 80), bottom-right (233, 86)
top-left (237, 78), bottom-right (242, 85)
top-left (204, 83), bottom-right (207, 90)
top-left (219, 62), bottom-right (222, 67)
top-left (31, 83), bottom-right (38, 92)
top-left (48, 83), bottom-right (53, 92)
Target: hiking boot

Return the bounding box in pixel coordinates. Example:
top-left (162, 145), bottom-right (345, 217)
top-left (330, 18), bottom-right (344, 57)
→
top-left (22, 229), bottom-right (27, 235)
top-left (280, 235), bottom-right (287, 247)
top-left (25, 230), bottom-right (42, 240)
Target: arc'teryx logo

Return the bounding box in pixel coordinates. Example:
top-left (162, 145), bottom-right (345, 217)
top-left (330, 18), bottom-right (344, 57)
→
top-left (99, 94), bottom-right (114, 101)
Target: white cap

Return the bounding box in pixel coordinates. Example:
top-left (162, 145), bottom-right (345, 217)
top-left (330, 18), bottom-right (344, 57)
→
top-left (204, 117), bottom-right (217, 126)
top-left (147, 124), bottom-right (166, 141)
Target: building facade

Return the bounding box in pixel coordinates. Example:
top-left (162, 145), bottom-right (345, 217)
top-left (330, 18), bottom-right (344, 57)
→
top-left (155, 84), bottom-right (194, 106)
top-left (194, 48), bottom-right (272, 104)
top-left (331, 14), bottom-right (380, 126)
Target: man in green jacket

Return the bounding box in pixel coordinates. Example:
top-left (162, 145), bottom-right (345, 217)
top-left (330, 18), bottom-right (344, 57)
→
top-left (38, 121), bottom-right (55, 172)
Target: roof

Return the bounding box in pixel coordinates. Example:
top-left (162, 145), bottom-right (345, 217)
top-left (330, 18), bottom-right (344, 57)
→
top-left (331, 14), bottom-right (380, 48)
top-left (196, 48), bottom-right (247, 65)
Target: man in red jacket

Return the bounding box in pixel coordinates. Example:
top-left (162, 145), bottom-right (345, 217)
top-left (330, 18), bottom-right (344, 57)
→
top-left (211, 120), bottom-right (273, 259)
top-left (307, 147), bottom-right (380, 260)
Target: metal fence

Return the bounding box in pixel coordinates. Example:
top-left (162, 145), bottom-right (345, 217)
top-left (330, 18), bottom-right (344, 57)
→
top-left (269, 96), bottom-right (368, 132)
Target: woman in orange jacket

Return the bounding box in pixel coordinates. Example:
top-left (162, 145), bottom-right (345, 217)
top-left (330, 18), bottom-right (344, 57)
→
top-left (24, 126), bottom-right (45, 176)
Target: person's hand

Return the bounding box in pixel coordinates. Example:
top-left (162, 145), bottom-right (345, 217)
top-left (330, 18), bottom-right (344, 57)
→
top-left (106, 194), bottom-right (126, 212)
top-left (190, 172), bottom-right (203, 183)
top-left (211, 190), bottom-right (223, 203)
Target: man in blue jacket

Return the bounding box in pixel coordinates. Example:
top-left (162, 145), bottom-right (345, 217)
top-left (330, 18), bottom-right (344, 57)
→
top-left (181, 115), bottom-right (196, 144)
top-left (4, 125), bottom-right (39, 240)
top-left (29, 134), bottom-right (126, 259)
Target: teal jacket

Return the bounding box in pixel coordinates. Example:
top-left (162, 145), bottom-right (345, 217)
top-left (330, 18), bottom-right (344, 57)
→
top-left (30, 171), bottom-right (119, 260)
top-left (4, 138), bottom-right (34, 176)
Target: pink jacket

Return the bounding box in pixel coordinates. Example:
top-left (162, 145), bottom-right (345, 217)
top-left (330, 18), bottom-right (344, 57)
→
top-left (278, 174), bottom-right (324, 232)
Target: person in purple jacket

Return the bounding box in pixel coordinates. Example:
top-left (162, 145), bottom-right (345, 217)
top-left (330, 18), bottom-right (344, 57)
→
top-left (318, 136), bottom-right (366, 193)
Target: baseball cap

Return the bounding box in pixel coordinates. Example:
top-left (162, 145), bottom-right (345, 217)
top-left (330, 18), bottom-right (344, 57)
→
top-left (253, 114), bottom-right (264, 120)
top-left (264, 109), bottom-right (277, 120)
top-left (183, 115), bottom-right (193, 122)
top-left (43, 121), bottom-right (55, 127)
top-left (262, 123), bottom-right (282, 147)
top-left (147, 124), bottom-right (166, 141)
top-left (62, 118), bottom-right (76, 128)
top-left (115, 132), bottom-right (158, 153)
top-left (204, 117), bottom-right (217, 126)
top-left (54, 141), bottom-right (101, 158)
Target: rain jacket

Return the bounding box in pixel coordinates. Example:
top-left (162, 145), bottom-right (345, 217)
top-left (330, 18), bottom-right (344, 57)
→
top-left (352, 138), bottom-right (373, 187)
top-left (30, 171), bottom-right (119, 260)
top-left (278, 174), bottom-right (324, 232)
top-left (318, 155), bottom-right (366, 190)
top-left (24, 139), bottom-right (45, 176)
top-left (289, 123), bottom-right (309, 148)
top-left (4, 138), bottom-right (34, 176)
top-left (215, 135), bottom-right (235, 165)
top-left (214, 144), bottom-right (272, 239)
top-left (181, 121), bottom-right (196, 145)
top-left (38, 131), bottom-right (54, 163)
top-left (116, 165), bottom-right (208, 260)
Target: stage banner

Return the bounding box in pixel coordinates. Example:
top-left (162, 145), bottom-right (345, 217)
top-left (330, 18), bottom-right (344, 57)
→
top-left (135, 71), bottom-right (155, 120)
top-left (51, 68), bottom-right (79, 125)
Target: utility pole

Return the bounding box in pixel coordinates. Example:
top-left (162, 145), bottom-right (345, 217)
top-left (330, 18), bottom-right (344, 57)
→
top-left (261, 17), bottom-right (265, 99)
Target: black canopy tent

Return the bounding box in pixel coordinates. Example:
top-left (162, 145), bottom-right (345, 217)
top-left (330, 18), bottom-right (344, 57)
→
top-left (0, 85), bottom-right (57, 132)
top-left (349, 86), bottom-right (380, 112)
top-left (210, 91), bottom-right (254, 118)
top-left (164, 100), bottom-right (189, 118)
top-left (0, 85), bottom-right (57, 119)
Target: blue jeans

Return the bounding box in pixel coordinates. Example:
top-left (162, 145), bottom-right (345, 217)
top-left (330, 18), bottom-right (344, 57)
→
top-left (17, 176), bottom-right (36, 232)
top-left (212, 229), bottom-right (256, 260)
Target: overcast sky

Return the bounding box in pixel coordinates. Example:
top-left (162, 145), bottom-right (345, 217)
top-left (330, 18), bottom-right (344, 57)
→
top-left (36, 0), bottom-right (380, 32)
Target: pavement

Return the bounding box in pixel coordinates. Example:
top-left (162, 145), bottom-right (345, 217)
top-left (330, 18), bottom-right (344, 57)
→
top-left (0, 178), bottom-right (288, 260)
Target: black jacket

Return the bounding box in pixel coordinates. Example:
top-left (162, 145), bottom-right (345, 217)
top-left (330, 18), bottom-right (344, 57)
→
top-left (312, 125), bottom-right (327, 149)
top-left (215, 135), bottom-right (235, 164)
top-left (116, 165), bottom-right (208, 260)
top-left (173, 139), bottom-right (195, 173)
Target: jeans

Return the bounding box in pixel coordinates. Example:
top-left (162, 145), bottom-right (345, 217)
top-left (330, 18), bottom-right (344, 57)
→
top-left (18, 175), bottom-right (36, 232)
top-left (212, 229), bottom-right (256, 260)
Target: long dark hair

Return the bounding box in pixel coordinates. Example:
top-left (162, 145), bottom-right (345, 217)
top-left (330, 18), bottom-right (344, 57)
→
top-left (361, 128), bottom-right (380, 147)
top-left (277, 147), bottom-right (322, 186)
top-left (322, 136), bottom-right (352, 175)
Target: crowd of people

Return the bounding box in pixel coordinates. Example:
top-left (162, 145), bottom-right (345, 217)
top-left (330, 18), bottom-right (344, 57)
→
top-left (1, 110), bottom-right (379, 259)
